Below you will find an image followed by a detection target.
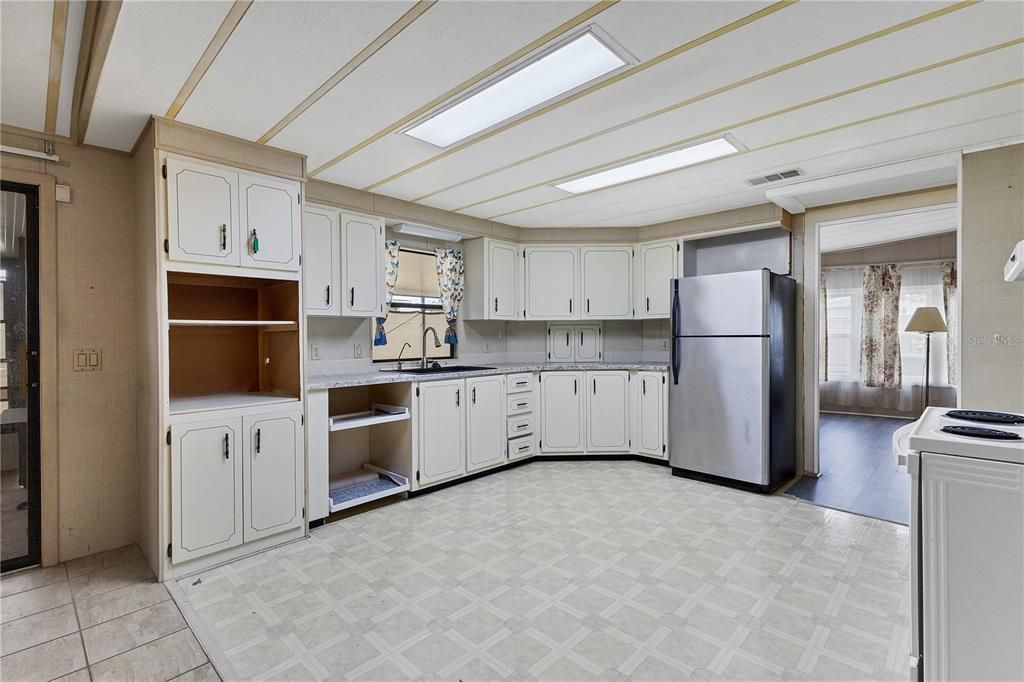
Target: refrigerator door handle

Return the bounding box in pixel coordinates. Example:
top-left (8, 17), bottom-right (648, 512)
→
top-left (671, 336), bottom-right (681, 385)
top-left (670, 279), bottom-right (681, 338)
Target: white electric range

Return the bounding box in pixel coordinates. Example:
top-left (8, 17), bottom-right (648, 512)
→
top-left (906, 407), bottom-right (1024, 681)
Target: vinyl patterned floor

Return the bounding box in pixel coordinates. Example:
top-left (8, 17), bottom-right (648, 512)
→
top-left (177, 461), bottom-right (911, 681)
top-left (0, 544), bottom-right (217, 681)
top-left (788, 413), bottom-right (913, 525)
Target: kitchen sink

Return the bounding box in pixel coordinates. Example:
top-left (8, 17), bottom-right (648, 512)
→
top-left (380, 365), bottom-right (496, 375)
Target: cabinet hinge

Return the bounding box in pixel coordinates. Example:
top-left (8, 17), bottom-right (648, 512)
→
top-left (166, 543), bottom-right (172, 559)
top-left (165, 429), bottom-right (171, 445)
top-left (676, 242), bottom-right (680, 251)
top-left (539, 440), bottom-right (542, 449)
top-left (161, 164), bottom-right (167, 179)
top-left (662, 375), bottom-right (666, 384)
top-left (416, 470), bottom-right (420, 482)
top-left (302, 506), bottom-right (306, 519)
top-left (663, 444), bottom-right (666, 453)
top-left (301, 414), bottom-right (304, 425)
top-left (163, 239), bottom-right (169, 254)
top-left (298, 254), bottom-right (302, 266)
top-left (298, 193), bottom-right (301, 205)
top-left (629, 438), bottom-right (631, 448)
top-left (547, 352), bottom-right (551, 359)
top-left (415, 387), bottom-right (420, 397)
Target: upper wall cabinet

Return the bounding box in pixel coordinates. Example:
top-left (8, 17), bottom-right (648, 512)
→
top-left (637, 239), bottom-right (679, 319)
top-left (165, 156), bottom-right (300, 274)
top-left (581, 245), bottom-right (633, 319)
top-left (463, 238), bottom-right (521, 321)
top-left (340, 211), bottom-right (385, 318)
top-left (525, 246), bottom-right (577, 320)
top-left (302, 205), bottom-right (340, 316)
top-left (238, 173), bottom-right (301, 271)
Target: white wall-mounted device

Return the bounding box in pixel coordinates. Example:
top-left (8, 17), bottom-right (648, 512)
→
top-left (1005, 240), bottom-right (1024, 282)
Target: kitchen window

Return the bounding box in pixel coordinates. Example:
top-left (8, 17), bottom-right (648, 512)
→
top-left (372, 249), bottom-right (453, 363)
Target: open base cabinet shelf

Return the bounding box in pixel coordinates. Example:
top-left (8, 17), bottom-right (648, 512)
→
top-left (328, 465), bottom-right (409, 513)
top-left (329, 404), bottom-right (409, 431)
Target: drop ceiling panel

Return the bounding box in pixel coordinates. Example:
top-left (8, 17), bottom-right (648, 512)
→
top-left (463, 45), bottom-right (1023, 221)
top-left (516, 96), bottom-right (1023, 227)
top-left (178, 0), bottom-right (417, 141)
top-left (84, 1), bottom-right (234, 150)
top-left (271, 1), bottom-right (595, 170)
top-left (1, 0), bottom-right (53, 132)
top-left (321, 0), bottom-right (907, 193)
top-left (55, 0), bottom-right (86, 137)
top-left (408, 1), bottom-right (1020, 210)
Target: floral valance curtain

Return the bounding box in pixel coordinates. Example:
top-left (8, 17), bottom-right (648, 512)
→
top-left (435, 248), bottom-right (465, 344)
top-left (373, 240), bottom-right (401, 346)
top-left (942, 261), bottom-right (958, 386)
top-left (860, 264), bottom-right (902, 388)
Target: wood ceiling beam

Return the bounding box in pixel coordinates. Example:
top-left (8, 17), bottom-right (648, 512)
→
top-left (72, 0), bottom-right (121, 144)
top-left (44, 0), bottom-right (70, 134)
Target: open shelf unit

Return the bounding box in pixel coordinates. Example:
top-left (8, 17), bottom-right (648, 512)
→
top-left (330, 403), bottom-right (409, 431)
top-left (167, 271), bottom-right (301, 412)
top-left (329, 465), bottom-right (409, 513)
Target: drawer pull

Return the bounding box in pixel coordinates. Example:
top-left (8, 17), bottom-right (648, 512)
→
top-left (515, 401), bottom-right (527, 408)
top-left (516, 423), bottom-right (528, 430)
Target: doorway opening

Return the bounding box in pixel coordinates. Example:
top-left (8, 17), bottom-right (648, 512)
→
top-left (790, 204), bottom-right (959, 524)
top-left (1, 181), bottom-right (42, 572)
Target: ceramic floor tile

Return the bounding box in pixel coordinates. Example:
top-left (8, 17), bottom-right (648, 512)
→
top-left (171, 662), bottom-right (222, 681)
top-left (0, 632), bottom-right (86, 682)
top-left (89, 629), bottom-right (207, 681)
top-left (0, 565), bottom-right (67, 598)
top-left (82, 600), bottom-right (188, 663)
top-left (68, 555), bottom-right (154, 601)
top-left (0, 580), bottom-right (73, 623)
top-left (0, 603), bottom-right (79, 655)
top-left (75, 580), bottom-right (170, 628)
top-left (65, 544), bottom-right (145, 579)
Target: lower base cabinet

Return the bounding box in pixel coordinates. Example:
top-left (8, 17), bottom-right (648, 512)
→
top-left (467, 375), bottom-right (506, 472)
top-left (417, 380), bottom-right (467, 486)
top-left (539, 372), bottom-right (585, 452)
top-left (170, 405), bottom-right (303, 564)
top-left (635, 371), bottom-right (667, 458)
top-left (586, 371), bottom-right (630, 452)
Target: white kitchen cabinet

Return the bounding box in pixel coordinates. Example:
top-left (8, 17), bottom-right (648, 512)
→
top-left (463, 238), bottom-right (521, 320)
top-left (417, 380), bottom-right (466, 485)
top-left (585, 371), bottom-right (629, 452)
top-left (548, 325), bottom-right (574, 362)
top-left (581, 246), bottom-right (632, 319)
top-left (635, 371), bottom-right (666, 458)
top-left (341, 211), bottom-right (385, 317)
top-left (242, 410), bottom-right (304, 543)
top-left (302, 205), bottom-right (340, 315)
top-left (577, 326), bottom-right (601, 362)
top-left (547, 324), bottom-right (602, 362)
top-left (165, 157), bottom-right (240, 267)
top-left (466, 375), bottom-right (506, 473)
top-left (637, 239), bottom-right (678, 318)
top-left (170, 416), bottom-right (243, 563)
top-left (238, 172), bottom-right (301, 271)
top-left (524, 246), bottom-right (577, 320)
top-left (540, 371), bottom-right (585, 452)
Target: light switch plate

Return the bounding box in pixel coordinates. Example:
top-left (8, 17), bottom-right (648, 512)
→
top-left (73, 348), bottom-right (102, 371)
top-left (353, 343), bottom-right (363, 358)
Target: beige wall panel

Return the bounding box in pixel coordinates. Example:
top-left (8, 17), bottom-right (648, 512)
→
top-left (2, 131), bottom-right (138, 562)
top-left (640, 203), bottom-right (788, 241)
top-left (821, 232), bottom-right (957, 266)
top-left (960, 144), bottom-right (1024, 411)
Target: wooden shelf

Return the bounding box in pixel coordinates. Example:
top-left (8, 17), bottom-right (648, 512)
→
top-left (329, 403), bottom-right (409, 431)
top-left (169, 392), bottom-right (299, 415)
top-left (168, 319), bottom-right (296, 327)
top-left (328, 465), bottom-right (409, 513)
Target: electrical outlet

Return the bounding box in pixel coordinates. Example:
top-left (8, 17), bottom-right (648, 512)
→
top-left (310, 344), bottom-right (321, 361)
top-left (353, 343), bottom-right (363, 358)
top-left (661, 339), bottom-right (669, 351)
top-left (73, 348), bottom-right (102, 371)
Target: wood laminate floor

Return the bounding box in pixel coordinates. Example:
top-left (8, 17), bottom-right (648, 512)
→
top-left (787, 413), bottom-right (912, 525)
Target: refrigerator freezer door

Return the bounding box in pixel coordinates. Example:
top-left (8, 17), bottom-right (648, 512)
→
top-left (669, 336), bottom-right (769, 484)
top-left (674, 270), bottom-right (768, 337)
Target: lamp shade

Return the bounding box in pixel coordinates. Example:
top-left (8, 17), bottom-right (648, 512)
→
top-left (905, 306), bottom-right (947, 333)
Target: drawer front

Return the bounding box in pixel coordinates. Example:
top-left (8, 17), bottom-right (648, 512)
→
top-left (507, 414), bottom-right (533, 438)
top-left (507, 392), bottom-right (533, 415)
top-left (508, 435), bottom-right (535, 461)
top-left (507, 373), bottom-right (534, 393)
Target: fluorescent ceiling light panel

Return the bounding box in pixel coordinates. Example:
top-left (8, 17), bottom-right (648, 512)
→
top-left (555, 137), bottom-right (742, 194)
top-left (404, 31), bottom-right (627, 148)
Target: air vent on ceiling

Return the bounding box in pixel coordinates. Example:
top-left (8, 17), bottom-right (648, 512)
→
top-left (746, 168), bottom-right (802, 186)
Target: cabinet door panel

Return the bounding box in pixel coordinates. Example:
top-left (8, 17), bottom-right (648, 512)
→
top-left (540, 372), bottom-right (584, 452)
top-left (637, 372), bottom-right (665, 457)
top-left (489, 241), bottom-right (519, 320)
top-left (418, 380), bottom-right (466, 485)
top-left (243, 412), bottom-right (303, 543)
top-left (238, 173), bottom-right (301, 271)
top-left (171, 417), bottom-right (243, 563)
top-left (582, 246), bottom-right (632, 319)
top-left (576, 326), bottom-right (601, 362)
top-left (467, 376), bottom-right (506, 472)
top-left (303, 206), bottom-right (340, 315)
top-left (525, 247), bottom-right (577, 320)
top-left (341, 212), bottom-right (384, 317)
top-left (166, 158), bottom-right (239, 266)
top-left (586, 371), bottom-right (629, 452)
top-left (549, 326), bottom-right (574, 362)
top-left (640, 241), bottom-right (677, 318)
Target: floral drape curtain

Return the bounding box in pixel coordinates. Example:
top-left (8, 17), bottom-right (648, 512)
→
top-left (818, 269), bottom-right (828, 381)
top-left (435, 248), bottom-right (465, 344)
top-left (942, 260), bottom-right (958, 386)
top-left (373, 240), bottom-right (401, 346)
top-left (860, 264), bottom-right (902, 388)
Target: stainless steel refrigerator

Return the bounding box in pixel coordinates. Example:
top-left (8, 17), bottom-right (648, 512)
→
top-left (669, 269), bottom-right (796, 492)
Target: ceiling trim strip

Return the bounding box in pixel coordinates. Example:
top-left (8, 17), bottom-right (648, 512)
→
top-left (258, 0), bottom-right (438, 145)
top-left (73, 0), bottom-right (121, 144)
top-left (487, 78), bottom-right (1023, 221)
top-left (307, 0), bottom-right (621, 177)
top-left (418, 0), bottom-right (980, 206)
top-left (469, 37), bottom-right (1021, 215)
top-left (44, 1), bottom-right (70, 134)
top-left (164, 0), bottom-right (253, 120)
top-left (355, 0), bottom-right (798, 190)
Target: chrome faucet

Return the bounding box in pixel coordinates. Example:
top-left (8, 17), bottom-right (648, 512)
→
top-left (422, 326), bottom-right (442, 369)
top-left (396, 342), bottom-right (412, 369)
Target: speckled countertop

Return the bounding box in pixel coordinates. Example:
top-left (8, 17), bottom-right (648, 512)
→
top-left (308, 362), bottom-right (669, 390)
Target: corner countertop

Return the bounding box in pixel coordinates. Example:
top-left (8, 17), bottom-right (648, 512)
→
top-left (308, 362), bottom-right (670, 390)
